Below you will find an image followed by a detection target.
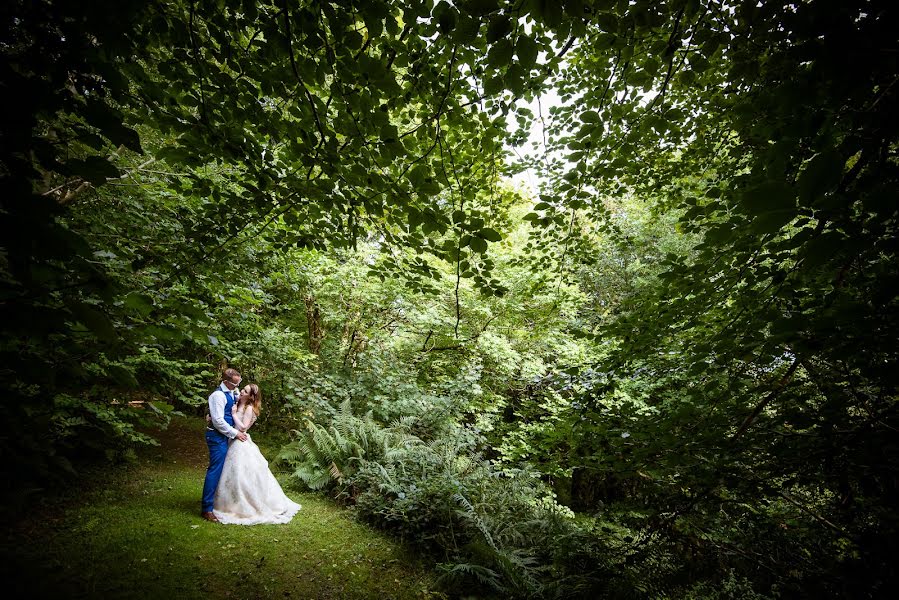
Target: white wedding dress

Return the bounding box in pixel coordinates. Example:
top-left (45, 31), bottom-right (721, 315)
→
top-left (213, 405), bottom-right (301, 525)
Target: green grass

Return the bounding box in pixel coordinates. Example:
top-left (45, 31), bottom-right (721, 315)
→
top-left (5, 417), bottom-right (443, 599)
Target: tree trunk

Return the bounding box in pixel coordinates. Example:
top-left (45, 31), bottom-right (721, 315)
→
top-left (305, 296), bottom-right (323, 355)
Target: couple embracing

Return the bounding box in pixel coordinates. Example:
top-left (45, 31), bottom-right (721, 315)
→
top-left (200, 368), bottom-right (301, 525)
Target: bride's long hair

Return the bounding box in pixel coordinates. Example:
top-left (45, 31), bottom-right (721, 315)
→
top-left (240, 383), bottom-right (262, 416)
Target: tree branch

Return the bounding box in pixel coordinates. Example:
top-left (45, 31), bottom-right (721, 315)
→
top-left (281, 0), bottom-right (326, 144)
top-left (732, 357), bottom-right (800, 440)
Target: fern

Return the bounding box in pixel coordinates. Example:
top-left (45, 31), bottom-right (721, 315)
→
top-left (436, 561), bottom-right (505, 593)
top-left (454, 492), bottom-right (498, 552)
top-left (278, 403), bottom-right (424, 492)
top-left (291, 464), bottom-right (331, 490)
top-left (328, 461), bottom-right (343, 482)
top-left (452, 490), bottom-right (545, 597)
top-left (275, 446), bottom-right (304, 464)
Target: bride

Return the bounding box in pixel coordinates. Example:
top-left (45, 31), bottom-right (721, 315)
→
top-left (212, 384), bottom-right (301, 525)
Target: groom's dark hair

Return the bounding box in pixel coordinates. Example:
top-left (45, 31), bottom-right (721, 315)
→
top-left (222, 368), bottom-right (241, 381)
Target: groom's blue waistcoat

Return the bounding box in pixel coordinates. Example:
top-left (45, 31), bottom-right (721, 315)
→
top-left (222, 390), bottom-right (236, 429)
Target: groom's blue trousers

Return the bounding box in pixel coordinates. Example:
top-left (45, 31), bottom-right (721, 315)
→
top-left (202, 429), bottom-right (229, 512)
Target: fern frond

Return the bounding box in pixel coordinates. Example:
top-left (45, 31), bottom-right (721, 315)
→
top-left (328, 461), bottom-right (343, 482)
top-left (453, 492), bottom-right (498, 552)
top-left (436, 561), bottom-right (505, 593)
top-left (388, 415), bottom-right (417, 431)
top-left (275, 445), bottom-right (304, 465)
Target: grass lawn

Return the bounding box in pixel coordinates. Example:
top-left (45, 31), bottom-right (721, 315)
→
top-left (4, 416), bottom-right (443, 599)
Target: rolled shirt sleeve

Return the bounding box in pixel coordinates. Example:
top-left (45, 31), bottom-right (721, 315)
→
top-left (208, 389), bottom-right (238, 439)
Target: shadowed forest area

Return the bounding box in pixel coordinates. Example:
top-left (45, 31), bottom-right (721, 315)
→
top-left (2, 0), bottom-right (898, 598)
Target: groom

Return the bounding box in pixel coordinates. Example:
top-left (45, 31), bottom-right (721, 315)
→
top-left (201, 368), bottom-right (248, 523)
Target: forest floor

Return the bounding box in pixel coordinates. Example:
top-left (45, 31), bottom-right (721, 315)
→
top-left (4, 417), bottom-right (443, 599)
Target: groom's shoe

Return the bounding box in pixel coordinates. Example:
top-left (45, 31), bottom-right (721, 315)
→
top-left (200, 511), bottom-right (220, 523)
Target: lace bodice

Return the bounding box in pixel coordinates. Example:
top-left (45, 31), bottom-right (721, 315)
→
top-left (232, 404), bottom-right (257, 432)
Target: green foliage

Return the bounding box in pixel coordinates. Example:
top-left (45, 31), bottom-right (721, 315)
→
top-left (3, 0), bottom-right (898, 597)
top-left (281, 397), bottom-right (678, 598)
top-left (279, 400), bottom-right (422, 491)
top-left (285, 400), bottom-right (560, 596)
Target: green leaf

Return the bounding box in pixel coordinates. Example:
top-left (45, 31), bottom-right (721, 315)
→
top-left (704, 224), bottom-right (734, 244)
top-left (486, 39), bottom-right (514, 69)
top-left (751, 210), bottom-right (795, 234)
top-left (801, 231), bottom-right (843, 269)
top-left (798, 150), bottom-right (844, 206)
top-left (459, 0), bottom-right (499, 16)
top-left (69, 302), bottom-right (118, 342)
top-left (147, 401), bottom-right (176, 414)
top-left (486, 15), bottom-right (513, 43)
top-left (156, 146), bottom-right (193, 164)
top-left (124, 293), bottom-right (154, 316)
top-left (454, 14), bottom-right (481, 43)
top-left (483, 75), bottom-right (504, 96)
top-left (344, 30), bottom-right (363, 50)
top-left (380, 123), bottom-right (399, 142)
top-left (408, 164), bottom-right (429, 184)
top-left (516, 35), bottom-right (539, 70)
top-left (465, 217), bottom-right (485, 231)
top-left (362, 8), bottom-right (384, 37)
top-left (741, 181), bottom-right (796, 215)
top-left (433, 2), bottom-right (458, 34)
top-left (419, 176), bottom-right (441, 195)
top-left (107, 365), bottom-right (139, 388)
top-left (82, 100), bottom-right (142, 153)
top-left (505, 63), bottom-right (526, 96)
top-left (479, 228), bottom-right (502, 242)
top-left (470, 236), bottom-right (488, 253)
top-left (65, 156), bottom-right (120, 186)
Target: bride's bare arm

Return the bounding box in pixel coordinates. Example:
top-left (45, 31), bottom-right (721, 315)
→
top-left (232, 405), bottom-right (248, 432)
top-left (242, 409), bottom-right (257, 432)
top-left (232, 405), bottom-right (259, 433)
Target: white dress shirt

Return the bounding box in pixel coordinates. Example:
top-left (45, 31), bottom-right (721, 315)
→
top-left (208, 382), bottom-right (239, 439)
